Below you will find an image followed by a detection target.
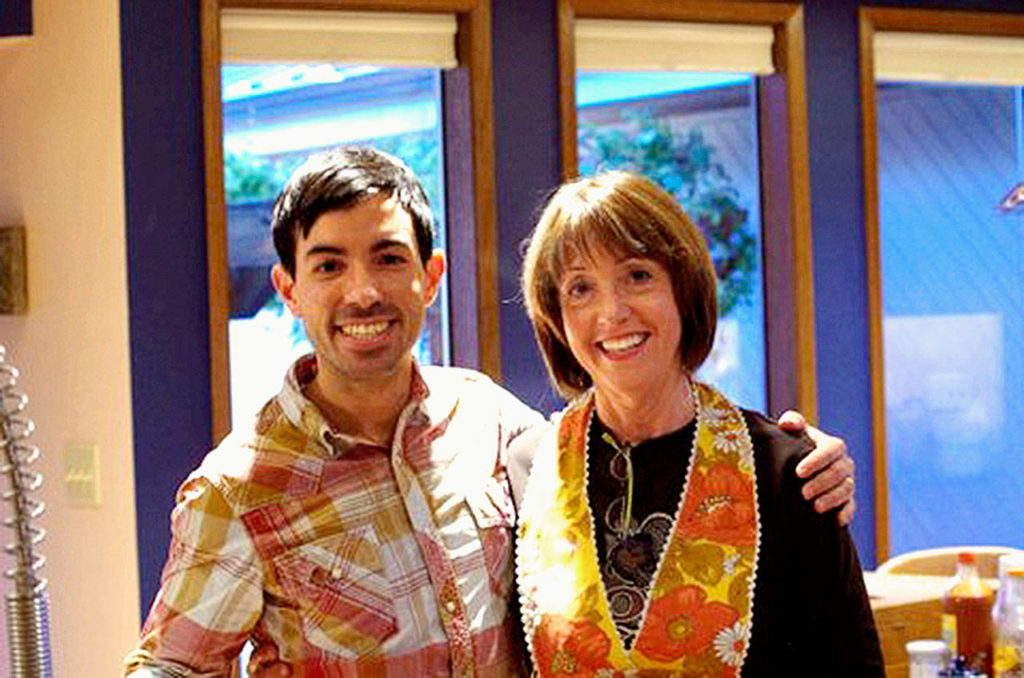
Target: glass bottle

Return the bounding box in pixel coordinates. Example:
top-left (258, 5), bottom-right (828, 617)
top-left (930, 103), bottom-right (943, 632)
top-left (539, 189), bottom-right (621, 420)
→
top-left (993, 568), bottom-right (1024, 677)
top-left (943, 552), bottom-right (995, 676)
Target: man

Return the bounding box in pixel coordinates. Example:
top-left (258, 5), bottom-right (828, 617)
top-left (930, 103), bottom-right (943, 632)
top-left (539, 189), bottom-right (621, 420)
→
top-left (125, 147), bottom-right (855, 677)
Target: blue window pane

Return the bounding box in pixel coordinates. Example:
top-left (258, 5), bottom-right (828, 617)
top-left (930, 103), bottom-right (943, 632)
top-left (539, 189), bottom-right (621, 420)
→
top-left (576, 71), bottom-right (766, 411)
top-left (222, 64), bottom-right (448, 428)
top-left (878, 83), bottom-right (1024, 554)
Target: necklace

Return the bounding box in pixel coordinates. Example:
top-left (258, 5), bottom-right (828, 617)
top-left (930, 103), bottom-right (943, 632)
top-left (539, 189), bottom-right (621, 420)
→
top-left (597, 377), bottom-right (696, 541)
top-left (602, 432), bottom-right (635, 539)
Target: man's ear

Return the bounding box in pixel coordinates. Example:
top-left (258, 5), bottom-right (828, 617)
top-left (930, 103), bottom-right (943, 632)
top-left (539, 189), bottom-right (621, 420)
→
top-left (271, 263), bottom-right (302, 318)
top-left (423, 249), bottom-right (445, 306)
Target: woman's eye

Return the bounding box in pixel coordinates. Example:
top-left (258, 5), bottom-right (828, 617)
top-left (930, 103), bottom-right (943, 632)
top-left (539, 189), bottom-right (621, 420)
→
top-left (628, 268), bottom-right (653, 283)
top-left (564, 280), bottom-right (592, 299)
top-left (379, 253), bottom-right (407, 266)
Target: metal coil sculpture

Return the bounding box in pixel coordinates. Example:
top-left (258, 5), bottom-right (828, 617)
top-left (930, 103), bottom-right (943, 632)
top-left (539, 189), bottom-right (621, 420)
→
top-left (0, 345), bottom-right (52, 678)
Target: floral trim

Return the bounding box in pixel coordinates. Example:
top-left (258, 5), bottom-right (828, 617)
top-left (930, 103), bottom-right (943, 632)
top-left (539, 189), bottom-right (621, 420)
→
top-left (516, 382), bottom-right (760, 676)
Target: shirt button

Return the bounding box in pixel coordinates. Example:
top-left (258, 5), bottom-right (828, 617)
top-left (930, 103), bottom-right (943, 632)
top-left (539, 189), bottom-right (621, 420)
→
top-left (444, 599), bottom-right (456, 613)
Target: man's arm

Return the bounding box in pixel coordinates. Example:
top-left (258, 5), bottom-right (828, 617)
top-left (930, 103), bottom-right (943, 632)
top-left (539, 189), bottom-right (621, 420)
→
top-left (124, 476), bottom-right (262, 677)
top-left (778, 410), bottom-right (857, 525)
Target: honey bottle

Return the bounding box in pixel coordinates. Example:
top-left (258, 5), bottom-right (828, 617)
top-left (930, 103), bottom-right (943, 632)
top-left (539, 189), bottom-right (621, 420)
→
top-left (943, 552), bottom-right (996, 676)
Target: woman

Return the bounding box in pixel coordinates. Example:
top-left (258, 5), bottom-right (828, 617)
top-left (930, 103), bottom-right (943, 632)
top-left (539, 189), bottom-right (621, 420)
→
top-left (515, 171), bottom-right (882, 676)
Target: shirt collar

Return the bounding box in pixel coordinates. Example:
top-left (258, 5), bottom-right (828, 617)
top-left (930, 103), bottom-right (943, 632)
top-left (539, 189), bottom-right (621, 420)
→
top-left (277, 353), bottom-right (432, 459)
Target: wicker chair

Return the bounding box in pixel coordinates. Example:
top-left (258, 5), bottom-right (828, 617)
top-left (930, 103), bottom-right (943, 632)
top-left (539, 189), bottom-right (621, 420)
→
top-left (876, 546), bottom-right (1024, 579)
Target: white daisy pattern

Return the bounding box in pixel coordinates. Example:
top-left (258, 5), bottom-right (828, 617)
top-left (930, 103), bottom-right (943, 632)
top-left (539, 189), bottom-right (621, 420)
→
top-left (714, 429), bottom-right (746, 454)
top-left (723, 552), bottom-right (741, 576)
top-left (702, 406), bottom-right (732, 425)
top-left (714, 620), bottom-right (750, 667)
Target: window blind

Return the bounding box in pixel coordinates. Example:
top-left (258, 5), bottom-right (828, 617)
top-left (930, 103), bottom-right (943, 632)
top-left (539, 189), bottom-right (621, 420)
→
top-left (221, 9), bottom-right (458, 68)
top-left (575, 18), bottom-right (775, 74)
top-left (875, 31), bottom-right (1024, 85)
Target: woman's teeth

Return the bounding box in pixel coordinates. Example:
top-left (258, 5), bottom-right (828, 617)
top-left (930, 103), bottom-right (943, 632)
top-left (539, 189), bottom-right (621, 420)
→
top-left (601, 333), bottom-right (645, 352)
top-left (340, 321), bottom-right (389, 338)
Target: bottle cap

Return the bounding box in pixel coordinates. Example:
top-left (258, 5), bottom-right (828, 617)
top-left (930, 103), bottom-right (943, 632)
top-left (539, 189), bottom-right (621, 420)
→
top-left (957, 552), bottom-right (976, 565)
top-left (906, 639), bottom-right (948, 658)
top-left (998, 552), bottom-right (1024, 579)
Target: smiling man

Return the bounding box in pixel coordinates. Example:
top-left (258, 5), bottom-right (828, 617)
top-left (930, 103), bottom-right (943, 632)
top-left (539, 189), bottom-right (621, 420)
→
top-left (124, 147), bottom-right (856, 677)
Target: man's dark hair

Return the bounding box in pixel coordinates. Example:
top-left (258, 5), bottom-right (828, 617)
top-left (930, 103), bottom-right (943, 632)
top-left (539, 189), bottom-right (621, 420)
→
top-left (271, 146), bottom-right (435, 275)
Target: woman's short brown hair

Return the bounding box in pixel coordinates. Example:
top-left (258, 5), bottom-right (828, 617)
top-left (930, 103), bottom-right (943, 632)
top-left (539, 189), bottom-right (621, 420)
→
top-left (522, 171), bottom-right (718, 400)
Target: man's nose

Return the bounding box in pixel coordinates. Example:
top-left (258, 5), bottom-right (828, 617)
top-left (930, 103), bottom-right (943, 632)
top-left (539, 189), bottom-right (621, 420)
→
top-left (343, 265), bottom-right (382, 307)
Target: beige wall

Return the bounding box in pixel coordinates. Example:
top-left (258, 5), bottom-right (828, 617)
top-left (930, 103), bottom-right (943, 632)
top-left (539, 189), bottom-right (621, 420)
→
top-left (0, 0), bottom-right (140, 675)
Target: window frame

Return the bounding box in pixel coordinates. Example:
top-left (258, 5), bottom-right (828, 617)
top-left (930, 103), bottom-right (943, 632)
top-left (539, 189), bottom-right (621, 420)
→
top-left (200, 0), bottom-right (499, 442)
top-left (557, 0), bottom-right (818, 420)
top-left (858, 6), bottom-right (1024, 562)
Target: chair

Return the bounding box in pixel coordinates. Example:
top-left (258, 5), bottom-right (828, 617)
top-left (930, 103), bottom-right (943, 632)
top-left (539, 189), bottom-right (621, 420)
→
top-left (876, 546), bottom-right (1024, 579)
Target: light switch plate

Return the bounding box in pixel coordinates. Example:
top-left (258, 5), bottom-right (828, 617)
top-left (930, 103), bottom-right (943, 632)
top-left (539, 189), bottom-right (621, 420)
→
top-left (64, 444), bottom-right (100, 507)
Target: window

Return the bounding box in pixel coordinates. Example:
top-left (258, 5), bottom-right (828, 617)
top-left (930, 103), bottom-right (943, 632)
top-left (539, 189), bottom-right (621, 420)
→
top-left (222, 63), bottom-right (449, 428)
top-left (202, 4), bottom-right (499, 438)
top-left (562, 7), bottom-right (812, 415)
top-left (861, 11), bottom-right (1024, 558)
top-left (877, 81), bottom-right (1023, 553)
top-left (576, 71), bottom-right (766, 409)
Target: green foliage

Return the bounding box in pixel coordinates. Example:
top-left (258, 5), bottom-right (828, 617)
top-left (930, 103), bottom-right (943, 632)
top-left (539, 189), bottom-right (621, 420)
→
top-left (372, 130), bottom-right (443, 220)
top-left (224, 130), bottom-right (442, 217)
top-left (223, 151), bottom-right (295, 203)
top-left (578, 110), bottom-right (757, 318)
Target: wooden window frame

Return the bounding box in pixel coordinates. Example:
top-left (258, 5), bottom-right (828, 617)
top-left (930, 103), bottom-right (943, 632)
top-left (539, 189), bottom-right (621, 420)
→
top-left (558, 0), bottom-right (817, 420)
top-left (200, 0), bottom-right (499, 442)
top-left (859, 7), bottom-right (1024, 563)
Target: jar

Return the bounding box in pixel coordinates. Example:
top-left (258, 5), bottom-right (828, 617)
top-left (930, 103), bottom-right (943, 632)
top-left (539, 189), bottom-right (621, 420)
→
top-left (908, 639), bottom-right (951, 678)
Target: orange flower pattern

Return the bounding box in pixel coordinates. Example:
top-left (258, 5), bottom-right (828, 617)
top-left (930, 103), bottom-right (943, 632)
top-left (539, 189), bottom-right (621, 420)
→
top-left (517, 382), bottom-right (760, 676)
top-left (635, 585), bottom-right (739, 662)
top-left (676, 463), bottom-right (757, 547)
top-left (532, 615), bottom-right (613, 677)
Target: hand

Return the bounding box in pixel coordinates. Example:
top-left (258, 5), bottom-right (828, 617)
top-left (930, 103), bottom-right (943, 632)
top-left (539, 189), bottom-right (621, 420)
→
top-left (777, 410), bottom-right (856, 526)
top-left (246, 642), bottom-right (292, 678)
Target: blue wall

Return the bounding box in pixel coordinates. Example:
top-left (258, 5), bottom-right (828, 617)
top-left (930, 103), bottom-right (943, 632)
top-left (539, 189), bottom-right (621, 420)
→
top-left (121, 0), bottom-right (1024, 614)
top-left (803, 0), bottom-right (876, 560)
top-left (492, 0), bottom-right (565, 415)
top-left (0, 0), bottom-right (31, 36)
top-left (120, 0), bottom-right (213, 614)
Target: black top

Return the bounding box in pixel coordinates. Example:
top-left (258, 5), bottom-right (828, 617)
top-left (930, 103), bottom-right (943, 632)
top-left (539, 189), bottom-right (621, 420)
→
top-left (587, 409), bottom-right (884, 677)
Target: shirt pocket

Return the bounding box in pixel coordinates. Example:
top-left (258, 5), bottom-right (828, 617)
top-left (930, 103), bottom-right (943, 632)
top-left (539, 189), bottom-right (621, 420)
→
top-left (466, 474), bottom-right (517, 599)
top-left (272, 524), bottom-right (397, 659)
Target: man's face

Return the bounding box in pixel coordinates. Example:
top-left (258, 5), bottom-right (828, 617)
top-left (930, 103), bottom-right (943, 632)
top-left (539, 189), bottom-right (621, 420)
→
top-left (272, 194), bottom-right (444, 387)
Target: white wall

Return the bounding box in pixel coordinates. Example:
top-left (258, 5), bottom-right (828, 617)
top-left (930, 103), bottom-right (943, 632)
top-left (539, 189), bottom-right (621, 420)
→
top-left (0, 0), bottom-right (140, 675)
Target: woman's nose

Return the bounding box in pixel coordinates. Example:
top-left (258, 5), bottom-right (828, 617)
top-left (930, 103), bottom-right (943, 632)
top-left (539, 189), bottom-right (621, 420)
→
top-left (597, 287), bottom-right (629, 324)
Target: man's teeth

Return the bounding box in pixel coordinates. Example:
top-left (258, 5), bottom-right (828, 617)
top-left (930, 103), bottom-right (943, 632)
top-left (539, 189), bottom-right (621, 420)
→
top-left (601, 333), bottom-right (645, 352)
top-left (340, 321), bottom-right (389, 338)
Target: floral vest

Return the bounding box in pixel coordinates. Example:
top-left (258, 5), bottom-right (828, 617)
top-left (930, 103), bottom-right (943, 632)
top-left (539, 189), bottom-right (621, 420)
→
top-left (516, 383), bottom-right (761, 677)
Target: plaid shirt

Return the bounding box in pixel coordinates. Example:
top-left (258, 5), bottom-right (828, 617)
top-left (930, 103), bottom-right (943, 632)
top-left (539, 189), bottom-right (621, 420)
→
top-left (125, 355), bottom-right (544, 678)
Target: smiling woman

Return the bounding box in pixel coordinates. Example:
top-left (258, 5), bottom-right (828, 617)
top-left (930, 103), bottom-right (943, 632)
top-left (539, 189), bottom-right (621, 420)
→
top-left (516, 171), bottom-right (884, 676)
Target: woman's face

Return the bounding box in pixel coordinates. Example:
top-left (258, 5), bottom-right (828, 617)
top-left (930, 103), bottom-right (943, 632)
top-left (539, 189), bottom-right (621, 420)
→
top-left (558, 244), bottom-right (685, 398)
